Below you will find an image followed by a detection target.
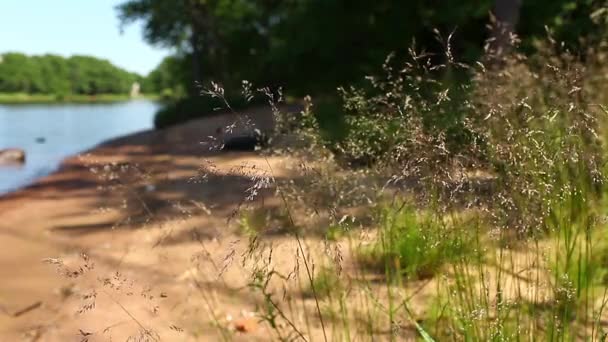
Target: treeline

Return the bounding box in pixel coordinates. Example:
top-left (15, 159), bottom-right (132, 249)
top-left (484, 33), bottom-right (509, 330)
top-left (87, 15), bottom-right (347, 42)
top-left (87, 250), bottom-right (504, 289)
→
top-left (120, 0), bottom-right (608, 97)
top-left (116, 0), bottom-right (608, 127)
top-left (0, 53), bottom-right (142, 95)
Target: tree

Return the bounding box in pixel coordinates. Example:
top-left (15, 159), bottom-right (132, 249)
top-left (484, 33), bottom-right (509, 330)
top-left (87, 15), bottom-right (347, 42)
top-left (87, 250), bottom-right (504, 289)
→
top-left (0, 53), bottom-right (40, 93)
top-left (118, 0), bottom-right (608, 100)
top-left (36, 54), bottom-right (71, 94)
top-left (491, 0), bottom-right (522, 53)
top-left (117, 0), bottom-right (220, 94)
top-left (141, 55), bottom-right (189, 97)
top-left (518, 0), bottom-right (608, 51)
top-left (265, 0), bottom-right (494, 93)
top-left (117, 0), bottom-right (292, 93)
top-left (0, 53), bottom-right (139, 95)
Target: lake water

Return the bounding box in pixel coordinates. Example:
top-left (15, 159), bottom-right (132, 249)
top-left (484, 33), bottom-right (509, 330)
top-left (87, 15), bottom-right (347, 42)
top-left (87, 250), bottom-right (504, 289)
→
top-left (0, 100), bottom-right (160, 195)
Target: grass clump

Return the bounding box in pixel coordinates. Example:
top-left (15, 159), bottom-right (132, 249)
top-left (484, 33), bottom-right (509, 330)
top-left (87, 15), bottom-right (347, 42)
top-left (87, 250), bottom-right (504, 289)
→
top-left (305, 266), bottom-right (343, 299)
top-left (359, 202), bottom-right (477, 280)
top-left (324, 224), bottom-right (348, 241)
top-left (238, 206), bottom-right (295, 237)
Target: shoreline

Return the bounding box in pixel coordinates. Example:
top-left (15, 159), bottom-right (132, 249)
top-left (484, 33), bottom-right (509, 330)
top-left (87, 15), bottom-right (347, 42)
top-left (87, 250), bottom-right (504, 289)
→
top-left (0, 126), bottom-right (158, 204)
top-left (0, 93), bottom-right (160, 105)
top-left (0, 103), bottom-right (290, 204)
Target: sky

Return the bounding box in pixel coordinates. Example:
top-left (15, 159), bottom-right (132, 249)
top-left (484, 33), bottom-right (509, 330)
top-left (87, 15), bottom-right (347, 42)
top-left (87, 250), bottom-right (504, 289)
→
top-left (0, 0), bottom-right (170, 75)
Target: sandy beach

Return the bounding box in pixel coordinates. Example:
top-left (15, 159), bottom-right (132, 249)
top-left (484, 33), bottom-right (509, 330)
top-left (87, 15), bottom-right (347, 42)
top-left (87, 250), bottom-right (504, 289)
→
top-left (0, 105), bottom-right (318, 341)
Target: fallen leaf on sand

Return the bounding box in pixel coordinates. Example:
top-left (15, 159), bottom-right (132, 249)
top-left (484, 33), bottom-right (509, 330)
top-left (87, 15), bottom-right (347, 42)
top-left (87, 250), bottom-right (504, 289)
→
top-left (234, 316), bottom-right (258, 333)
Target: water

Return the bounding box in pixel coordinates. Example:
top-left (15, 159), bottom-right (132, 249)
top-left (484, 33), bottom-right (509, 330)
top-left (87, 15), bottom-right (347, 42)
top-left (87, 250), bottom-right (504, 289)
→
top-left (0, 100), bottom-right (160, 195)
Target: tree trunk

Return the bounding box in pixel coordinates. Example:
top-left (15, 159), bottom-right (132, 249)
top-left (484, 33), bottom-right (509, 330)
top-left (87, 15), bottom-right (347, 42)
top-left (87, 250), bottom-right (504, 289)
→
top-left (188, 0), bottom-right (207, 96)
top-left (189, 31), bottom-right (202, 96)
top-left (491, 0), bottom-right (522, 54)
top-left (187, 0), bottom-right (225, 95)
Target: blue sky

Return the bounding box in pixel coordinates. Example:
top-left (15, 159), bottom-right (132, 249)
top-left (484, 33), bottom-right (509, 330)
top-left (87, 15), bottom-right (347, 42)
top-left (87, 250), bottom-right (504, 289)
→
top-left (0, 0), bottom-right (170, 75)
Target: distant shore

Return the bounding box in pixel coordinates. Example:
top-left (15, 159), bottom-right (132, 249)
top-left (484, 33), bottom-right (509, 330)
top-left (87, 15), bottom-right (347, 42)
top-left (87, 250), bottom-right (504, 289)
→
top-left (0, 92), bottom-right (160, 104)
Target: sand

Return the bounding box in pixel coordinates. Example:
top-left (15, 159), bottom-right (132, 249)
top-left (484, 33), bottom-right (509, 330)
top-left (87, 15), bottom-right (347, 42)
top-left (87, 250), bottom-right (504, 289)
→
top-left (0, 106), bottom-right (314, 341)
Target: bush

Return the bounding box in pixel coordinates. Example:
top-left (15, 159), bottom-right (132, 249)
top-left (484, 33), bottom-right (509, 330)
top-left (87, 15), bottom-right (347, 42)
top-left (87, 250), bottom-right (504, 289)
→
top-left (159, 88), bottom-right (175, 101)
top-left (310, 98), bottom-right (348, 145)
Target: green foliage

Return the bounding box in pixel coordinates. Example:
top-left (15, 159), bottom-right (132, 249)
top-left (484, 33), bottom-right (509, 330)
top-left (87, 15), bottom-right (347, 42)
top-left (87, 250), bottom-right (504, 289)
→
top-left (140, 55), bottom-right (189, 97)
top-left (0, 52), bottom-right (141, 95)
top-left (117, 0), bottom-right (284, 92)
top-left (0, 53), bottom-right (45, 93)
top-left (324, 224), bottom-right (346, 241)
top-left (266, 0), bottom-right (493, 94)
top-left (237, 207), bottom-right (295, 237)
top-left (119, 0), bottom-right (608, 96)
top-left (118, 0), bottom-right (496, 95)
top-left (67, 55), bottom-right (139, 95)
top-left (238, 207), bottom-right (269, 237)
top-left (310, 98), bottom-right (348, 145)
top-left (119, 0), bottom-right (608, 128)
top-left (306, 266), bottom-right (342, 299)
top-left (519, 0), bottom-right (608, 51)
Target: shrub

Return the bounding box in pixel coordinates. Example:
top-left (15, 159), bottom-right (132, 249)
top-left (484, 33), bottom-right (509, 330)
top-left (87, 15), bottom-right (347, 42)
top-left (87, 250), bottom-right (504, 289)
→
top-left (310, 98), bottom-right (348, 145)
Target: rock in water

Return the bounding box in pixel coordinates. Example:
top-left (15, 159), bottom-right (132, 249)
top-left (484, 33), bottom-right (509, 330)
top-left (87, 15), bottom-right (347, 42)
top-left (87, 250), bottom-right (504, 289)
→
top-left (0, 148), bottom-right (26, 165)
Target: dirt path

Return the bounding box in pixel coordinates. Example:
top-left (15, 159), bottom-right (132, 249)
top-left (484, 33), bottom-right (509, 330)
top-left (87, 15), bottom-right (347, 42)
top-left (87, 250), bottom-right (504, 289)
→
top-left (0, 106), bottom-right (326, 341)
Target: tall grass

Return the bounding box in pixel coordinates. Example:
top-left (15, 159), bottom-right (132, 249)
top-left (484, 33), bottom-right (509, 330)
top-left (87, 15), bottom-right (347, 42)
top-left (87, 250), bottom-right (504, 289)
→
top-left (225, 33), bottom-right (608, 340)
top-left (358, 202), bottom-right (477, 281)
